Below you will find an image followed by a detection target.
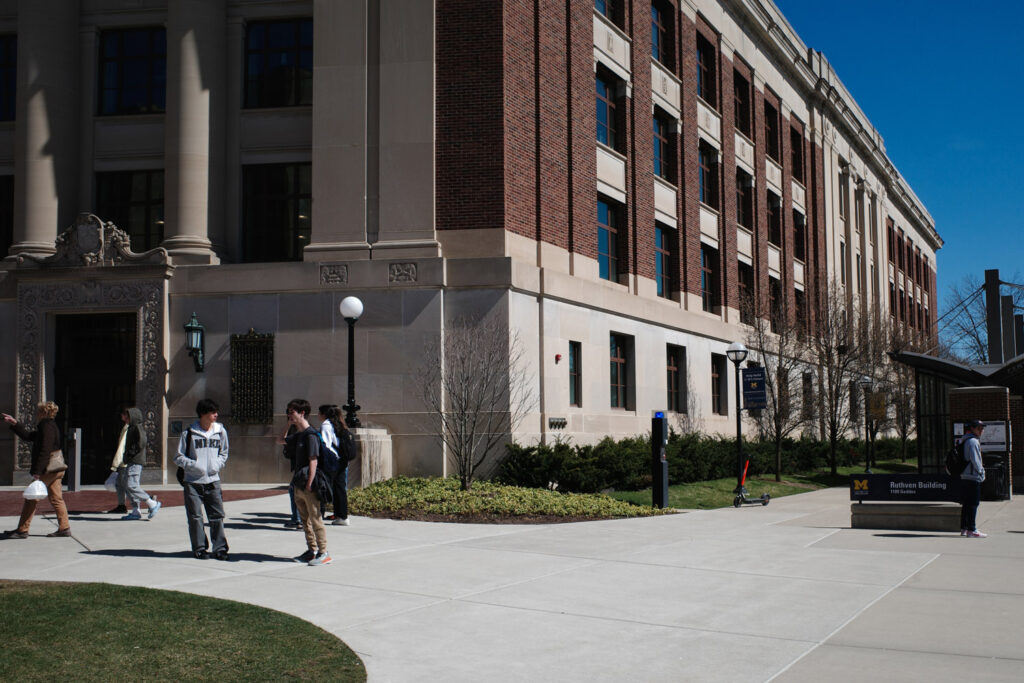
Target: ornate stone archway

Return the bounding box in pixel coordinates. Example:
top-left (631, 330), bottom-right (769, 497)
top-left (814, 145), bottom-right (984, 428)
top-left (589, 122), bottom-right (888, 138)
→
top-left (12, 215), bottom-right (172, 470)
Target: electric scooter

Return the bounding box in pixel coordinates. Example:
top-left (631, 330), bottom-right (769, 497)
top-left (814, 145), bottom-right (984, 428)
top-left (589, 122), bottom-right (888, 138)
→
top-left (733, 459), bottom-right (770, 507)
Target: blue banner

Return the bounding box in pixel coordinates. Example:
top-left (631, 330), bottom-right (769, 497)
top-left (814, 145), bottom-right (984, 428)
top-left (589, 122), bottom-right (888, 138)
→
top-left (742, 366), bottom-right (767, 410)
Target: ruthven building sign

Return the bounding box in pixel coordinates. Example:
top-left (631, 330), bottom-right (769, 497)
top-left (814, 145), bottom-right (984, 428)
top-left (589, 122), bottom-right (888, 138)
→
top-left (850, 474), bottom-right (960, 502)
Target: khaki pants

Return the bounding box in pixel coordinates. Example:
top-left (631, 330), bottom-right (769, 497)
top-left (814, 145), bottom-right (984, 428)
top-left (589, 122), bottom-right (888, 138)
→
top-left (17, 470), bottom-right (70, 533)
top-left (294, 486), bottom-right (327, 554)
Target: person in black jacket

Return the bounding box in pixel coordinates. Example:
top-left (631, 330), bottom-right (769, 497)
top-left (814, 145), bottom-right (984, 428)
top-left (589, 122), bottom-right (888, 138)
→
top-left (286, 399), bottom-right (332, 566)
top-left (120, 407), bottom-right (161, 521)
top-left (2, 402), bottom-right (72, 539)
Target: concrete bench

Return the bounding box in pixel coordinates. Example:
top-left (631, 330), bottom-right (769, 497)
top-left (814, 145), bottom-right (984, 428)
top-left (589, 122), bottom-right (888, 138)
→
top-left (850, 502), bottom-right (960, 532)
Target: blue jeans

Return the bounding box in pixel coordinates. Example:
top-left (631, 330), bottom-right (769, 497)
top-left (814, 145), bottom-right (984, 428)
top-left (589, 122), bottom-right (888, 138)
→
top-left (960, 479), bottom-right (981, 531)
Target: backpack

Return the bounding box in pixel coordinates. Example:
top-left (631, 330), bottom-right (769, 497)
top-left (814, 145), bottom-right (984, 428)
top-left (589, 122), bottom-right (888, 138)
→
top-left (338, 430), bottom-right (357, 463)
top-left (945, 437), bottom-right (969, 476)
top-left (314, 431), bottom-right (341, 474)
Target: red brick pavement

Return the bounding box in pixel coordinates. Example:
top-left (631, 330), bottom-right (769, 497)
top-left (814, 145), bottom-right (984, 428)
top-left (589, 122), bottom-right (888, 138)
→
top-left (0, 487), bottom-right (286, 517)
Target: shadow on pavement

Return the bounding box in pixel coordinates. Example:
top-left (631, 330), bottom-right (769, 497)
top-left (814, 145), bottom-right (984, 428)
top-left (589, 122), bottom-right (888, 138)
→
top-left (86, 548), bottom-right (291, 563)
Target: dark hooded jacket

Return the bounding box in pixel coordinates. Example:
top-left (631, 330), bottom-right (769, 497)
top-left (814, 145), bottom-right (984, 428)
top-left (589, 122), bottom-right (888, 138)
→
top-left (124, 407), bottom-right (148, 466)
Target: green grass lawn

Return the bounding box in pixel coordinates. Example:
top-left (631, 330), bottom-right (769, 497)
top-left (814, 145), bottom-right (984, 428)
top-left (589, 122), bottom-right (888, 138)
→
top-left (0, 581), bottom-right (365, 682)
top-left (609, 459), bottom-right (918, 510)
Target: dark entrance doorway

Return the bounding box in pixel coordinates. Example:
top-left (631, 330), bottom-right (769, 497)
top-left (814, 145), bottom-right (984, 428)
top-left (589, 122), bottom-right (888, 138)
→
top-left (54, 313), bottom-right (137, 485)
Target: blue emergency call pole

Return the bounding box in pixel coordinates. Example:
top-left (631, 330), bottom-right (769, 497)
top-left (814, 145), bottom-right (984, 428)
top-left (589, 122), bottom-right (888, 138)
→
top-left (651, 411), bottom-right (668, 508)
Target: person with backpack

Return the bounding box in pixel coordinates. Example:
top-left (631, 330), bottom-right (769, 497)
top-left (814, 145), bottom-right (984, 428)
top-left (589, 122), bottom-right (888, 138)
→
top-left (175, 399), bottom-right (230, 560)
top-left (286, 399), bottom-right (333, 566)
top-left (318, 404), bottom-right (353, 526)
top-left (119, 407), bottom-right (161, 521)
top-left (958, 418), bottom-right (987, 538)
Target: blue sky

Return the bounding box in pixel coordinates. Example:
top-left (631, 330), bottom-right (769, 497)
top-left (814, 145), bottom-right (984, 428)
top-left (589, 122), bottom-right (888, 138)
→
top-left (774, 0), bottom-right (1024, 306)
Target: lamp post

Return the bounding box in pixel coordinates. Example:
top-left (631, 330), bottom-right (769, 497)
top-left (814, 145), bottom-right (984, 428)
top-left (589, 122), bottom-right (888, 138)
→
top-left (340, 296), bottom-right (364, 428)
top-left (726, 341), bottom-right (748, 493)
top-left (859, 375), bottom-right (872, 473)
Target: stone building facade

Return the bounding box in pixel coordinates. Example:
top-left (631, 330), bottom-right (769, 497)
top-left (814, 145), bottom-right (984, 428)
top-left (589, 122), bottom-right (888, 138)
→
top-left (0, 0), bottom-right (939, 485)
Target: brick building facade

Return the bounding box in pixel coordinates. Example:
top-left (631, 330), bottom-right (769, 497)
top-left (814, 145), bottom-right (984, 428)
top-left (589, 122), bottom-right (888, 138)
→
top-left (0, 0), bottom-right (939, 485)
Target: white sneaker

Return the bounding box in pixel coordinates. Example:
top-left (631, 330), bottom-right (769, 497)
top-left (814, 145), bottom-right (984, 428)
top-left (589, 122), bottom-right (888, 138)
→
top-left (332, 517), bottom-right (349, 526)
top-left (967, 530), bottom-right (987, 538)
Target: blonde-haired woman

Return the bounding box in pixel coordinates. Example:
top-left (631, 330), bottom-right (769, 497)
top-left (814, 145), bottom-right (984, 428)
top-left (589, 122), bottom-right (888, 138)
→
top-left (2, 402), bottom-right (72, 539)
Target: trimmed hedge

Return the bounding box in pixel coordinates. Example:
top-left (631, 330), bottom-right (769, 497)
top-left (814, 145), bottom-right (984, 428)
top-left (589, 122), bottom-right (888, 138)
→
top-left (496, 434), bottom-right (916, 494)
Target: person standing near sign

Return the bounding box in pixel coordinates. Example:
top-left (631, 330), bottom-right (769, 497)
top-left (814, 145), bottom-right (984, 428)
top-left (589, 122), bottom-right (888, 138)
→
top-left (959, 419), bottom-right (987, 538)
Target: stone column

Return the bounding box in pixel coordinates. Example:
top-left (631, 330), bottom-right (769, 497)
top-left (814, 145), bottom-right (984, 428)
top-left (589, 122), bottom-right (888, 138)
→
top-left (373, 0), bottom-right (439, 257)
top-left (8, 0), bottom-right (80, 260)
top-left (161, 0), bottom-right (224, 265)
top-left (306, 0), bottom-right (371, 260)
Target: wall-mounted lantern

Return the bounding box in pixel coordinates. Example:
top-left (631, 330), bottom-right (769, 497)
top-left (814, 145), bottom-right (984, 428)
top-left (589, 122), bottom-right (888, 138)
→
top-left (184, 312), bottom-right (205, 372)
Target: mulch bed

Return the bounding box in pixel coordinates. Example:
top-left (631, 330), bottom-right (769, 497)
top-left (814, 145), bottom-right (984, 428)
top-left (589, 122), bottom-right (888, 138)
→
top-left (0, 487), bottom-right (287, 517)
top-left (359, 510), bottom-right (609, 524)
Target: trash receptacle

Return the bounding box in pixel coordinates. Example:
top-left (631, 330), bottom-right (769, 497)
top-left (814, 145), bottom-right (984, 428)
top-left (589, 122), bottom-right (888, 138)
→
top-left (982, 455), bottom-right (1006, 501)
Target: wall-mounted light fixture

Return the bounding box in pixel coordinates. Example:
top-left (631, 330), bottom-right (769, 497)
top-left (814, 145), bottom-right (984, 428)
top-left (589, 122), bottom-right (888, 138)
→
top-left (184, 312), bottom-right (205, 372)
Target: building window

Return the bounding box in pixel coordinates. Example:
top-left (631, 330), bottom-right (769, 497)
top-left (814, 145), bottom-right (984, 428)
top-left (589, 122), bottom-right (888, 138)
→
top-left (610, 333), bottom-right (633, 409)
top-left (736, 169), bottom-right (753, 228)
top-left (792, 210), bottom-right (806, 261)
top-left (889, 281), bottom-right (897, 318)
top-left (733, 70), bottom-right (751, 138)
top-left (95, 171), bottom-right (165, 252)
top-left (244, 19), bottom-right (313, 109)
top-left (711, 353), bottom-right (728, 415)
top-left (242, 163), bottom-right (312, 263)
top-left (698, 141), bottom-right (718, 208)
top-left (653, 111), bottom-right (674, 181)
top-left (840, 241), bottom-right (847, 285)
top-left (596, 70), bottom-right (621, 150)
top-left (651, 2), bottom-right (673, 68)
top-left (801, 371), bottom-right (814, 420)
top-left (794, 288), bottom-right (807, 338)
top-left (856, 253), bottom-right (863, 292)
top-left (790, 127), bottom-right (805, 184)
top-left (98, 28), bottom-right (167, 115)
top-left (767, 191), bottom-right (782, 246)
top-left (764, 101), bottom-right (780, 162)
top-left (738, 260), bottom-right (754, 324)
top-left (838, 174), bottom-right (849, 220)
top-left (768, 276), bottom-right (782, 333)
top-left (0, 35), bottom-right (15, 121)
top-left (598, 197), bottom-right (620, 282)
top-left (700, 244), bottom-right (719, 313)
top-left (667, 344), bottom-right (686, 413)
top-left (595, 0), bottom-right (617, 23)
top-left (696, 33), bottom-right (717, 108)
top-left (0, 175), bottom-right (12, 256)
top-left (569, 341), bottom-right (582, 407)
top-left (655, 223), bottom-right (674, 298)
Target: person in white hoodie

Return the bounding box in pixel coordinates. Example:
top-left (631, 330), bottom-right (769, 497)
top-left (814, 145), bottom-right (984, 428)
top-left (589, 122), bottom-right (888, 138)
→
top-left (174, 399), bottom-right (230, 560)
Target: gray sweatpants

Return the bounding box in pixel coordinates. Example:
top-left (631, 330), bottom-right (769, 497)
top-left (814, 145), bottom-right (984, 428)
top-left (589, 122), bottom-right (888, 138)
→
top-left (182, 481), bottom-right (228, 554)
top-left (124, 464), bottom-right (153, 508)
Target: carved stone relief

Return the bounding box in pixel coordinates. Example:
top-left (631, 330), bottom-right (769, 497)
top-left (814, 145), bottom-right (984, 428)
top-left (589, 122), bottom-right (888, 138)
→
top-left (389, 262), bottom-right (418, 283)
top-left (320, 264), bottom-right (349, 286)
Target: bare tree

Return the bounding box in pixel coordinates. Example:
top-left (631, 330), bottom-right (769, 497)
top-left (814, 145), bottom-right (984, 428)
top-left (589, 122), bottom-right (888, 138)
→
top-left (811, 283), bottom-right (862, 475)
top-left (937, 272), bottom-right (1024, 363)
top-left (415, 315), bottom-right (535, 490)
top-left (743, 290), bottom-right (810, 481)
top-left (887, 325), bottom-right (921, 462)
top-left (671, 362), bottom-right (704, 436)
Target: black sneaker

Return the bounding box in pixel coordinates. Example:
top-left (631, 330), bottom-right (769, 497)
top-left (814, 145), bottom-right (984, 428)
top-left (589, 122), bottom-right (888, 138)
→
top-left (194, 550), bottom-right (210, 560)
top-left (213, 550), bottom-right (231, 561)
top-left (107, 505), bottom-right (127, 514)
top-left (2, 530), bottom-right (28, 540)
top-left (293, 549), bottom-right (316, 563)
top-left (284, 521), bottom-right (301, 529)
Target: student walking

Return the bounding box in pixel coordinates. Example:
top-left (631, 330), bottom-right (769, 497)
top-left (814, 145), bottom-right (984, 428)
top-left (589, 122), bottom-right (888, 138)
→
top-left (119, 407), bottom-right (161, 521)
top-left (2, 402), bottom-right (72, 539)
top-left (175, 399), bottom-right (230, 560)
top-left (286, 399), bottom-right (332, 566)
top-left (959, 418), bottom-right (987, 538)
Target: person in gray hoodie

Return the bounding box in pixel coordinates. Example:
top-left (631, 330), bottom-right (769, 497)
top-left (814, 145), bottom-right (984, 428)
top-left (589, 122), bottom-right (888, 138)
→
top-left (959, 418), bottom-right (987, 538)
top-left (120, 407), bottom-right (161, 520)
top-left (174, 398), bottom-right (230, 560)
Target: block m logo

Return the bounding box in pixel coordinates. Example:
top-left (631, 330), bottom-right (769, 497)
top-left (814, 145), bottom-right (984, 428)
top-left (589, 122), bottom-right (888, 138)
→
top-left (853, 479), bottom-right (869, 491)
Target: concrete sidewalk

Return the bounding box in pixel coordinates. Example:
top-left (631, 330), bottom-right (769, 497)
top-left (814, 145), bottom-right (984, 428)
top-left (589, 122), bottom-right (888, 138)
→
top-left (1, 487), bottom-right (1022, 682)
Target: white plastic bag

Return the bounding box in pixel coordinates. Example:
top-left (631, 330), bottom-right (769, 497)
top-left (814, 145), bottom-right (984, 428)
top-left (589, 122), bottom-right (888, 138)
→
top-left (23, 479), bottom-right (47, 500)
top-left (103, 471), bottom-right (119, 492)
